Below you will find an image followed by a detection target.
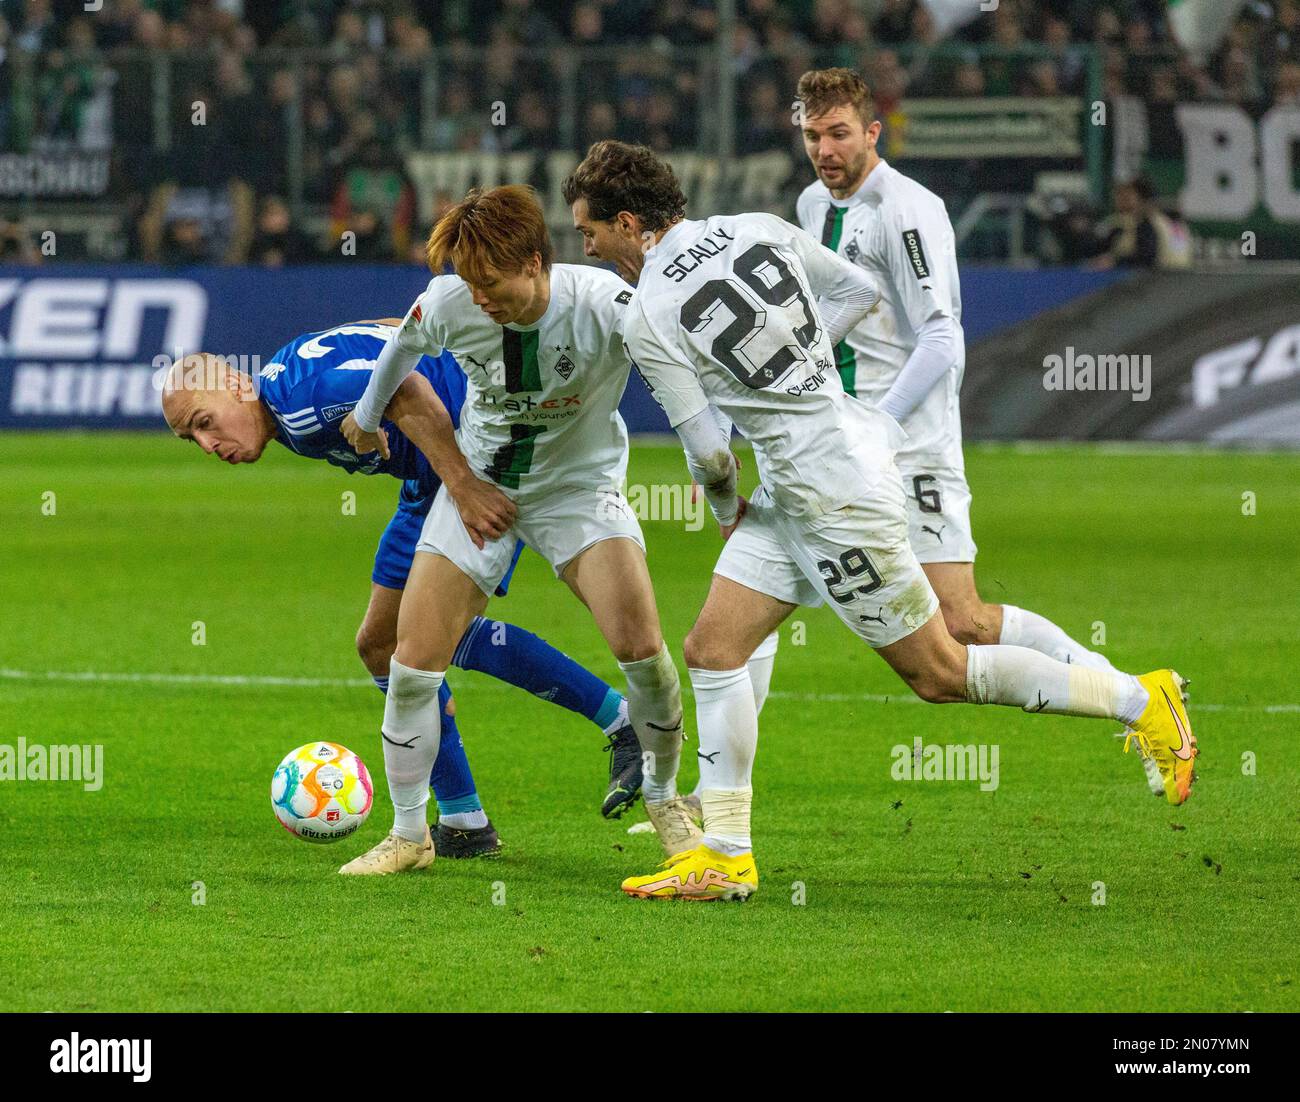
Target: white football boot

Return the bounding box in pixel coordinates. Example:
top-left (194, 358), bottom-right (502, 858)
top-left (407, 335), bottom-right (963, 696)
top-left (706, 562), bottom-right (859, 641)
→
top-left (338, 825), bottom-right (435, 875)
top-left (643, 795), bottom-right (704, 858)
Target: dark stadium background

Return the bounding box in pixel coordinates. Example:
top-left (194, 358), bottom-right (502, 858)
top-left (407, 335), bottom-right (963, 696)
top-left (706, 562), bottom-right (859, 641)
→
top-left (2, 1), bottom-right (1296, 439)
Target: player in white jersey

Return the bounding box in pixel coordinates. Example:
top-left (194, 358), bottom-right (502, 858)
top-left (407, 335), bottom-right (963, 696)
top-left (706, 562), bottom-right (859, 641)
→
top-left (794, 68), bottom-right (1163, 794)
top-left (564, 141), bottom-right (1197, 901)
top-left (333, 185), bottom-right (700, 874)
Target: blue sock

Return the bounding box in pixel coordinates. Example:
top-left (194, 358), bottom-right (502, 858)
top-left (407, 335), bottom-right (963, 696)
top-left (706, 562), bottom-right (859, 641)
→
top-left (373, 674), bottom-right (484, 821)
top-left (452, 617), bottom-right (627, 733)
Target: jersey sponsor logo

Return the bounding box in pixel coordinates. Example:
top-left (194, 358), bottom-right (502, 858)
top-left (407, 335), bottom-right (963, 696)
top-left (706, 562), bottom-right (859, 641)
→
top-left (478, 391), bottom-right (583, 415)
top-left (784, 365), bottom-right (829, 396)
top-left (320, 401), bottom-right (356, 422)
top-left (661, 227), bottom-right (735, 283)
top-left (902, 229), bottom-right (931, 280)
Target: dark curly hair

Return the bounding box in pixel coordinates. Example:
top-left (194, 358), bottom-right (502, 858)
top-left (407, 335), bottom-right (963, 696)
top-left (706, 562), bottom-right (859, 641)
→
top-left (562, 140), bottom-right (686, 232)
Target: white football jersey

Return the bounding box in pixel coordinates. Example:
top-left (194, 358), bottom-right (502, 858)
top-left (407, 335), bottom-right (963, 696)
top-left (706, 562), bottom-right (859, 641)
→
top-left (391, 264), bottom-right (633, 500)
top-left (625, 212), bottom-right (903, 518)
top-left (796, 159), bottom-right (965, 460)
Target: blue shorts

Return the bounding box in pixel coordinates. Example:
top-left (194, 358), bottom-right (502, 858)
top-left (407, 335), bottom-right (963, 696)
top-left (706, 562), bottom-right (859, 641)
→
top-left (372, 480), bottom-right (523, 596)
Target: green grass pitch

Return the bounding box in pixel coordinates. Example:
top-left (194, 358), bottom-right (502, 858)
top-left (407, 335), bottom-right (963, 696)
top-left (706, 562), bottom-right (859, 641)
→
top-left (1, 432), bottom-right (1297, 1012)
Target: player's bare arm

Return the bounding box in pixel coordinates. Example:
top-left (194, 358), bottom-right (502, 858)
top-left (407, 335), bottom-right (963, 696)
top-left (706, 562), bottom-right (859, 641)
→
top-left (383, 372), bottom-right (517, 547)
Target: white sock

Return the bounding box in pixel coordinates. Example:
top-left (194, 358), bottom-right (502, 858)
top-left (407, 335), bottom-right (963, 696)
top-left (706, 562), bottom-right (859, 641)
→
top-left (966, 644), bottom-right (1147, 725)
top-left (439, 809), bottom-right (489, 830)
top-left (747, 631), bottom-right (779, 714)
top-left (381, 658), bottom-right (444, 842)
top-left (693, 634), bottom-right (778, 799)
top-left (619, 644), bottom-right (683, 803)
top-left (1000, 605), bottom-right (1116, 672)
top-left (689, 665), bottom-right (757, 853)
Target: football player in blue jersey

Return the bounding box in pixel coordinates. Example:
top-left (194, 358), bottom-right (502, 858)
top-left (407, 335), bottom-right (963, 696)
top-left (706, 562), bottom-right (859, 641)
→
top-left (160, 324), bottom-right (646, 859)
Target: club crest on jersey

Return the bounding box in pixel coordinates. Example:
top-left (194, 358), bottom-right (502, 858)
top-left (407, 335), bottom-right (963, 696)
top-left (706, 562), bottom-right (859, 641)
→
top-left (902, 229), bottom-right (930, 280)
top-left (844, 238), bottom-right (860, 262)
top-left (553, 353), bottom-right (576, 380)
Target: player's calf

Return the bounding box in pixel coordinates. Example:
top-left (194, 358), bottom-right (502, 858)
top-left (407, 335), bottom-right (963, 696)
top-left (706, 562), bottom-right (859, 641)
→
top-left (355, 626), bottom-right (395, 679)
top-left (877, 615), bottom-right (970, 703)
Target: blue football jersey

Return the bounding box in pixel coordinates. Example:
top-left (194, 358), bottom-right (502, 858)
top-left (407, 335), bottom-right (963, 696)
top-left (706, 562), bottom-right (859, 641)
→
top-left (257, 323), bottom-right (467, 493)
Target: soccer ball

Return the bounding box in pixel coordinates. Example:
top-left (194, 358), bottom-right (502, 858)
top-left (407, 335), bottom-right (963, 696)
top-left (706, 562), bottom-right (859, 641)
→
top-left (271, 742), bottom-right (373, 843)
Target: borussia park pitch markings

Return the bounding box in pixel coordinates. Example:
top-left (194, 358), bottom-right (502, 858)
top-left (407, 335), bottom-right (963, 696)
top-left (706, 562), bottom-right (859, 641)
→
top-left (3, 666), bottom-right (1298, 713)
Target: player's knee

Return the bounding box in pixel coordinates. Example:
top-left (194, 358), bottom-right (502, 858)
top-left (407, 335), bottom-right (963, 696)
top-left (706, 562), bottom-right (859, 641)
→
top-left (610, 625), bottom-right (663, 665)
top-left (942, 601), bottom-right (999, 646)
top-left (682, 627), bottom-right (739, 671)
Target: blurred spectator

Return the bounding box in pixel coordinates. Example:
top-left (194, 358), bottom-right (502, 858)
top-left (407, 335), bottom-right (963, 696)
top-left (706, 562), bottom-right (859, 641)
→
top-left (874, 0), bottom-right (917, 47)
top-left (35, 25), bottom-right (99, 143)
top-left (249, 194), bottom-right (312, 266)
top-left (13, 0), bottom-right (55, 53)
top-left (578, 99), bottom-right (618, 152)
top-left (0, 217), bottom-right (42, 264)
top-left (1035, 194), bottom-right (1107, 266)
top-left (3, 0), bottom-right (1295, 265)
top-left (1091, 176), bottom-right (1192, 271)
top-left (952, 58), bottom-right (987, 98)
top-left (139, 177), bottom-right (255, 264)
top-left (328, 136), bottom-right (417, 261)
top-left (137, 83), bottom-right (255, 263)
top-left (431, 79), bottom-right (485, 152)
top-left (1276, 60), bottom-right (1300, 105)
top-left (739, 78), bottom-right (788, 153)
top-left (500, 89), bottom-right (557, 152)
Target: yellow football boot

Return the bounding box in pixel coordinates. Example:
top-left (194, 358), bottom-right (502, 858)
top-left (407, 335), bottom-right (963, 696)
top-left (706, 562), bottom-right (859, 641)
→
top-left (1125, 670), bottom-right (1198, 805)
top-left (621, 843), bottom-right (758, 901)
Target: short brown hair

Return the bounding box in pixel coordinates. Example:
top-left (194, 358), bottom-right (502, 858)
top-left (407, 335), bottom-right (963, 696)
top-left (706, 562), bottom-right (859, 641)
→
top-left (425, 184), bottom-right (553, 283)
top-left (796, 68), bottom-right (876, 126)
top-left (562, 140), bottom-right (686, 232)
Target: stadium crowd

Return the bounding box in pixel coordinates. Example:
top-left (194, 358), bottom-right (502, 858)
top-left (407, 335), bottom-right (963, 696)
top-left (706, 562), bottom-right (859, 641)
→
top-left (1, 0), bottom-right (1296, 263)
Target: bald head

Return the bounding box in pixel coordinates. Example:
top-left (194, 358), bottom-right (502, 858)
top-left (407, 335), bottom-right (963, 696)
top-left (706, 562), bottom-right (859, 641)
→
top-left (163, 353), bottom-right (276, 465)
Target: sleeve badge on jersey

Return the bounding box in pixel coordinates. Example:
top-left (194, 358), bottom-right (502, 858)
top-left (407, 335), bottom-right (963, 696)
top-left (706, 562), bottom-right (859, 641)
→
top-left (902, 229), bottom-right (930, 280)
top-left (615, 290), bottom-right (632, 305)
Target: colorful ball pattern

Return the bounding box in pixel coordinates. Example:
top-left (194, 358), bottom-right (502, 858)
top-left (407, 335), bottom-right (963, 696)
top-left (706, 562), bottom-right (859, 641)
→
top-left (271, 741), bottom-right (373, 843)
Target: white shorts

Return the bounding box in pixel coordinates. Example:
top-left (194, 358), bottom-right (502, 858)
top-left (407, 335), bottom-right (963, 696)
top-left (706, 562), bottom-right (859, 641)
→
top-left (417, 481), bottom-right (646, 597)
top-left (714, 475), bottom-right (939, 648)
top-left (895, 456), bottom-right (977, 565)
